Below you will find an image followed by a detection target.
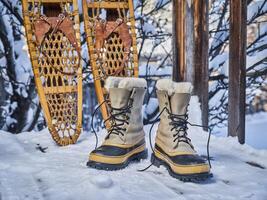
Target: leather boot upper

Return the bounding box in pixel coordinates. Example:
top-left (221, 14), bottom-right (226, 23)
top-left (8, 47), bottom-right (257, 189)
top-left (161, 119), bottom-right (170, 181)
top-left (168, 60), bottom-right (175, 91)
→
top-left (155, 90), bottom-right (195, 155)
top-left (103, 87), bottom-right (146, 146)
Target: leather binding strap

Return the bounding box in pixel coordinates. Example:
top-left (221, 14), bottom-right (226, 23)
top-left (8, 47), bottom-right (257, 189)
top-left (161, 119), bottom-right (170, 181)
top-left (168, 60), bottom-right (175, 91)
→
top-left (94, 17), bottom-right (132, 76)
top-left (34, 13), bottom-right (81, 76)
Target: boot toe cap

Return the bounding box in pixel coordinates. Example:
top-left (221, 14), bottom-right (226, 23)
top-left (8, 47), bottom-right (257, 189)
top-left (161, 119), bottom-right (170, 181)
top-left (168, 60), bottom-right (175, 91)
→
top-left (170, 154), bottom-right (208, 165)
top-left (154, 144), bottom-right (210, 175)
top-left (91, 145), bottom-right (129, 157)
top-left (87, 142), bottom-right (147, 169)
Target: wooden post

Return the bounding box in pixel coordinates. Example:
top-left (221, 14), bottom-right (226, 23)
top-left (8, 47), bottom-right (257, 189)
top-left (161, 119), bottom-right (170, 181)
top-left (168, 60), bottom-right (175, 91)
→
top-left (228, 0), bottom-right (247, 144)
top-left (172, 0), bottom-right (185, 82)
top-left (173, 1), bottom-right (209, 129)
top-left (193, 0), bottom-right (209, 129)
top-left (172, 0), bottom-right (194, 82)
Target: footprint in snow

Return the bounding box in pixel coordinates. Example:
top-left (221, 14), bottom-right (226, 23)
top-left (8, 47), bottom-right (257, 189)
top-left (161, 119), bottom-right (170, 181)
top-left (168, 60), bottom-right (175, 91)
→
top-left (90, 175), bottom-right (114, 189)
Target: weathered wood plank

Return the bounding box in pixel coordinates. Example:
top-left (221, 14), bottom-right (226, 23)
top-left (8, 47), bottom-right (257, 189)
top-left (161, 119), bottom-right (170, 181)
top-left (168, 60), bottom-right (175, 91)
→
top-left (172, 0), bottom-right (185, 82)
top-left (193, 0), bottom-right (209, 129)
top-left (172, 0), bottom-right (194, 82)
top-left (184, 1), bottom-right (194, 83)
top-left (228, 0), bottom-right (247, 144)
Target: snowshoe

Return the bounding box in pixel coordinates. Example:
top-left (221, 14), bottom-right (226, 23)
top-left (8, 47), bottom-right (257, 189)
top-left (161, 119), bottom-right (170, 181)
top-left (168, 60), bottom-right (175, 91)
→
top-left (22, 0), bottom-right (83, 146)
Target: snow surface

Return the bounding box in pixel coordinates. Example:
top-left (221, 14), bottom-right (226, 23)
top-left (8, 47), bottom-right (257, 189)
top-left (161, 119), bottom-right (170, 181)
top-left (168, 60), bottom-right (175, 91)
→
top-left (1, 97), bottom-right (267, 200)
top-left (246, 112), bottom-right (267, 150)
top-left (213, 111), bottom-right (267, 150)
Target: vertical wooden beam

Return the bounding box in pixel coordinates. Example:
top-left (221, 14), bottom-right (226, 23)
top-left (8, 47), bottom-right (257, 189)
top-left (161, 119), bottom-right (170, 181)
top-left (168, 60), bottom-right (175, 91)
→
top-left (228, 0), bottom-right (247, 144)
top-left (172, 0), bottom-right (185, 82)
top-left (194, 0), bottom-right (209, 129)
top-left (184, 1), bottom-right (194, 83)
top-left (172, 0), bottom-right (194, 82)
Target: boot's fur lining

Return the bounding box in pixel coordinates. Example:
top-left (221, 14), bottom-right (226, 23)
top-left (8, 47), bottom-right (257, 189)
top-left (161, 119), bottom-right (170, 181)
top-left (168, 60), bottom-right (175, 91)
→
top-left (156, 79), bottom-right (193, 95)
top-left (105, 77), bottom-right (147, 91)
top-left (105, 76), bottom-right (124, 91)
top-left (118, 77), bottom-right (147, 90)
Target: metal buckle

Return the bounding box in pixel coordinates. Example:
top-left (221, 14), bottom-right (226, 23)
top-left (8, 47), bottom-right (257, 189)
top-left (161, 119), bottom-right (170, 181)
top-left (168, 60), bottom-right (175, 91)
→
top-left (116, 18), bottom-right (123, 25)
top-left (100, 19), bottom-right (106, 24)
top-left (58, 13), bottom-right (66, 20)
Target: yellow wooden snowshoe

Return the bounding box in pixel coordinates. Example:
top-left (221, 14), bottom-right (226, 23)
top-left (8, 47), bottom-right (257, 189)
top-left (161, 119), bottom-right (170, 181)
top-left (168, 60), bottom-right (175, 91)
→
top-left (22, 0), bottom-right (83, 146)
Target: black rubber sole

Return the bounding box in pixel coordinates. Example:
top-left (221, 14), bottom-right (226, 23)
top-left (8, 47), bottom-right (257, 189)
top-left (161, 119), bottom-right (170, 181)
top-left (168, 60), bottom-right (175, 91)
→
top-left (151, 153), bottom-right (213, 182)
top-left (87, 149), bottom-right (148, 171)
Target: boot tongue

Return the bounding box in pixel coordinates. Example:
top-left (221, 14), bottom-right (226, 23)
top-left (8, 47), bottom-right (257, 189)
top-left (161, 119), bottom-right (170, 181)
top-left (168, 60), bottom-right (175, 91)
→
top-left (104, 88), bottom-right (132, 144)
top-left (109, 88), bottom-right (131, 109)
top-left (170, 93), bottom-right (191, 115)
top-left (170, 93), bottom-right (195, 153)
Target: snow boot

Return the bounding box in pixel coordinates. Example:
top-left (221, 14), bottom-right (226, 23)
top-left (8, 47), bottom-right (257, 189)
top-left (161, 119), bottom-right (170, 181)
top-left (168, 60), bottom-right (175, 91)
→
top-left (87, 77), bottom-right (147, 170)
top-left (152, 79), bottom-right (211, 181)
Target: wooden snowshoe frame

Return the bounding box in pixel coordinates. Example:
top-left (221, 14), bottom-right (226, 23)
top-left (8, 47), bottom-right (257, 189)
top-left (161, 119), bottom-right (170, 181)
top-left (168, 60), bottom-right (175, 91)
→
top-left (22, 0), bottom-right (83, 146)
top-left (82, 0), bottom-right (138, 123)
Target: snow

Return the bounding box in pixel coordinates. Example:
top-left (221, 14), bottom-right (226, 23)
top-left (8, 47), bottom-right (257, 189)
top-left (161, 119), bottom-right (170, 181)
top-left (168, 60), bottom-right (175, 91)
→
top-left (213, 111), bottom-right (267, 150)
top-left (247, 0), bottom-right (267, 21)
top-left (143, 22), bottom-right (157, 35)
top-left (245, 112), bottom-right (267, 150)
top-left (139, 64), bottom-right (172, 76)
top-left (1, 97), bottom-right (267, 200)
top-left (144, 97), bottom-right (158, 116)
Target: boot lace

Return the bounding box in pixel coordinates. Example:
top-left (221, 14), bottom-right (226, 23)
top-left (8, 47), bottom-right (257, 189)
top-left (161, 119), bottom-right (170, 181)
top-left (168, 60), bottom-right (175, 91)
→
top-left (166, 109), bottom-right (194, 149)
top-left (104, 99), bottom-right (133, 140)
top-left (90, 98), bottom-right (133, 149)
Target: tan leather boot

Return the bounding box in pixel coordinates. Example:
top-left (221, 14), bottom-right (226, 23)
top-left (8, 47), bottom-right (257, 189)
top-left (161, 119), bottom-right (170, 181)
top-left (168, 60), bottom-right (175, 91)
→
top-left (152, 79), bottom-right (211, 181)
top-left (87, 77), bottom-right (147, 170)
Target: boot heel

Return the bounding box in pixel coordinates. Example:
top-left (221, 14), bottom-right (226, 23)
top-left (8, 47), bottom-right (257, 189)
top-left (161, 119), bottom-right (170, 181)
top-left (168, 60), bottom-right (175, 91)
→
top-left (132, 149), bottom-right (148, 162)
top-left (151, 153), bottom-right (161, 168)
top-left (136, 149), bottom-right (148, 161)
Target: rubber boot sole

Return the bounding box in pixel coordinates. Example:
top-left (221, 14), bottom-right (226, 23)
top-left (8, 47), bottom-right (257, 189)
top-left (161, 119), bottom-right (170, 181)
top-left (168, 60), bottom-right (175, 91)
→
top-left (151, 153), bottom-right (213, 182)
top-left (87, 149), bottom-right (148, 171)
